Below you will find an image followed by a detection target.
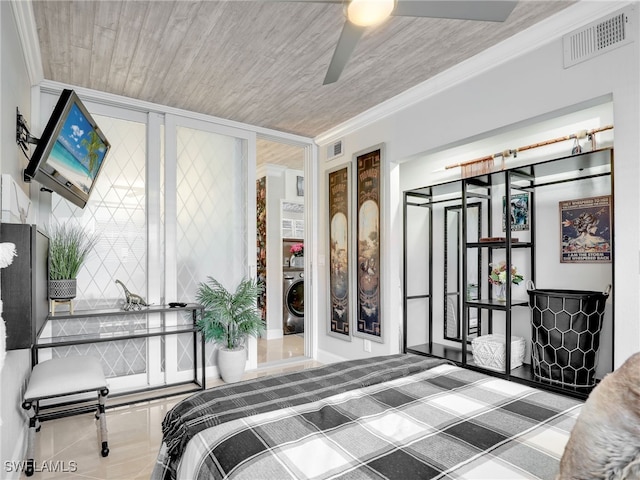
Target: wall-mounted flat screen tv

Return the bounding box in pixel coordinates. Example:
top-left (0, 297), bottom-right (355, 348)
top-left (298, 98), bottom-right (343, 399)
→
top-left (23, 89), bottom-right (110, 208)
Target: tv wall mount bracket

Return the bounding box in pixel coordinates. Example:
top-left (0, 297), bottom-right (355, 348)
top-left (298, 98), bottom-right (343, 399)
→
top-left (16, 107), bottom-right (40, 155)
top-left (16, 108), bottom-right (40, 183)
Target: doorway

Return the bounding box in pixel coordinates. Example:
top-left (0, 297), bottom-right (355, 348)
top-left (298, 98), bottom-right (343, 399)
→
top-left (256, 138), bottom-right (306, 365)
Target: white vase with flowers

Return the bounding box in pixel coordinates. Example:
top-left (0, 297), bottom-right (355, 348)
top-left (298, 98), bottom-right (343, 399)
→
top-left (489, 261), bottom-right (524, 302)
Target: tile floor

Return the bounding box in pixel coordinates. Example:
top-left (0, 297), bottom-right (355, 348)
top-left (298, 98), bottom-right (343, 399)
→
top-left (257, 333), bottom-right (305, 364)
top-left (17, 358), bottom-right (321, 480)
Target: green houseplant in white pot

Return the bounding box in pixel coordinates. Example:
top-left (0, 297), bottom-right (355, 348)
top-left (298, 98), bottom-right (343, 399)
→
top-left (48, 223), bottom-right (98, 301)
top-left (196, 276), bottom-right (264, 383)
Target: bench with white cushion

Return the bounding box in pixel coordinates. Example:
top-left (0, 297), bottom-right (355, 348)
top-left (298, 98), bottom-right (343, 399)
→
top-left (22, 356), bottom-right (109, 476)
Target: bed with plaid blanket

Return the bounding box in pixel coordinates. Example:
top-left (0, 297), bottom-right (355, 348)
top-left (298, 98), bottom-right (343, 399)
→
top-left (152, 355), bottom-right (582, 480)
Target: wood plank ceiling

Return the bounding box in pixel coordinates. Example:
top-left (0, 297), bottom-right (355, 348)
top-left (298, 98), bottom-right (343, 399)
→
top-left (32, 0), bottom-right (573, 169)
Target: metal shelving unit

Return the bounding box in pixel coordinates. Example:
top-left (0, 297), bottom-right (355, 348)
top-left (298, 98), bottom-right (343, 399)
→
top-left (403, 148), bottom-right (614, 399)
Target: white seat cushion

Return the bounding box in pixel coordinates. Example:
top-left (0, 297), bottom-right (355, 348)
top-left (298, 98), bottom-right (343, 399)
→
top-left (24, 356), bottom-right (107, 401)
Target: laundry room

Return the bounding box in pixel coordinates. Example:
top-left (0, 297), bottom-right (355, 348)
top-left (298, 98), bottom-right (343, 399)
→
top-left (256, 140), bottom-right (306, 364)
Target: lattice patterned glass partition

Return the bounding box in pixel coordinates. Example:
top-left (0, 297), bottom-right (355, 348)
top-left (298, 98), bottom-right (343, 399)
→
top-left (175, 126), bottom-right (248, 370)
top-left (50, 115), bottom-right (148, 377)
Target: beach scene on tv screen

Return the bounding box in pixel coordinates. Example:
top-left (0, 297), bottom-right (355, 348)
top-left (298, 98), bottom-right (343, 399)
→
top-left (47, 103), bottom-right (107, 194)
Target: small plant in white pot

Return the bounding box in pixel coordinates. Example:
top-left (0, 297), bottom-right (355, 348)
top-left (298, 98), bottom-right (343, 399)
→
top-left (196, 276), bottom-right (264, 383)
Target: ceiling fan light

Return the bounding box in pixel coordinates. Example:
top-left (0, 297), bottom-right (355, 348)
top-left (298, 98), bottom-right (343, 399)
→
top-left (347, 0), bottom-right (395, 27)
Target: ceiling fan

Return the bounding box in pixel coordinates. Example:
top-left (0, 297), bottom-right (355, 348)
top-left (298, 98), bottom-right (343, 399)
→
top-left (301, 0), bottom-right (518, 85)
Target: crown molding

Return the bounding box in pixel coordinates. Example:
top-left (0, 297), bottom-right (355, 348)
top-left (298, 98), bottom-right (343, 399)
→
top-left (314, 1), bottom-right (632, 146)
top-left (10, 0), bottom-right (44, 85)
top-left (39, 80), bottom-right (314, 146)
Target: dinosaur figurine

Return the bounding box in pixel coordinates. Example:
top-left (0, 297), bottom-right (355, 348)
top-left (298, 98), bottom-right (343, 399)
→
top-left (115, 279), bottom-right (150, 311)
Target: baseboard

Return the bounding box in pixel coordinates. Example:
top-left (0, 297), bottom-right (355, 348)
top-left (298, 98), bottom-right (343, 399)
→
top-left (316, 349), bottom-right (348, 365)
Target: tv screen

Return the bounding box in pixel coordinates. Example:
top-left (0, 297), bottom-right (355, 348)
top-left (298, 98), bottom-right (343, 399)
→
top-left (24, 89), bottom-right (110, 208)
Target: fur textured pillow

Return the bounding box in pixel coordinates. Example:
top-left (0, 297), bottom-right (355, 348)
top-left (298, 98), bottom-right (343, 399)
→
top-left (558, 352), bottom-right (640, 480)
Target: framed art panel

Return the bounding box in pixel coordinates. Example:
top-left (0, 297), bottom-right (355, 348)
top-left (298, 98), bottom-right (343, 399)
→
top-left (256, 177), bottom-right (267, 322)
top-left (560, 195), bottom-right (612, 263)
top-left (355, 145), bottom-right (383, 342)
top-left (327, 164), bottom-right (351, 340)
top-left (296, 175), bottom-right (304, 197)
top-left (502, 193), bottom-right (529, 232)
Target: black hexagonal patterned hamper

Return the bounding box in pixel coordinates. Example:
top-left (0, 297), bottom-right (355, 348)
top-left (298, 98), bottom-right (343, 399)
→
top-left (527, 285), bottom-right (610, 387)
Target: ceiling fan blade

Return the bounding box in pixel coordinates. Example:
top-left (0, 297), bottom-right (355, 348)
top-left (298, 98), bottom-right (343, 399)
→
top-left (392, 0), bottom-right (517, 22)
top-left (323, 21), bottom-right (367, 85)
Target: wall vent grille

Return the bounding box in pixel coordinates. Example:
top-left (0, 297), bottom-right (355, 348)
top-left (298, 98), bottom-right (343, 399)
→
top-left (563, 7), bottom-right (634, 68)
top-left (327, 140), bottom-right (343, 161)
top-left (282, 201), bottom-right (304, 213)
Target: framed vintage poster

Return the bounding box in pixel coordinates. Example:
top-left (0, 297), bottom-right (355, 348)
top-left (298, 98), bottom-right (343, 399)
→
top-left (502, 193), bottom-right (529, 231)
top-left (560, 195), bottom-right (612, 263)
top-left (327, 164), bottom-right (351, 340)
top-left (296, 175), bottom-right (304, 197)
top-left (256, 177), bottom-right (267, 322)
top-left (355, 145), bottom-right (383, 342)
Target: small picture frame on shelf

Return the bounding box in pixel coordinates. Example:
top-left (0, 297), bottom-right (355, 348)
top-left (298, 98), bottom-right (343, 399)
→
top-left (502, 193), bottom-right (529, 231)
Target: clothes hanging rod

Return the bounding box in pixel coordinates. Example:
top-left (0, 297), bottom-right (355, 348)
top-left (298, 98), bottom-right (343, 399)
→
top-left (445, 125), bottom-right (614, 171)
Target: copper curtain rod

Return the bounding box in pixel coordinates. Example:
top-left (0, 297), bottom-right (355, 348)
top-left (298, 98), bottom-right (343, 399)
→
top-left (445, 124), bottom-right (614, 171)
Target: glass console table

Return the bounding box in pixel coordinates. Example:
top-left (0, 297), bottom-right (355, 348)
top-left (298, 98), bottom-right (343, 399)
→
top-left (34, 303), bottom-right (206, 412)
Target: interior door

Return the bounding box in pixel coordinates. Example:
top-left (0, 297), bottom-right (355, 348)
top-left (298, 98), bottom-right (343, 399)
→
top-left (165, 115), bottom-right (256, 379)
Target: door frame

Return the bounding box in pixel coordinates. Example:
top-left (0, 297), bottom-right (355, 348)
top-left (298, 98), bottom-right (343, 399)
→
top-left (256, 134), bottom-right (318, 362)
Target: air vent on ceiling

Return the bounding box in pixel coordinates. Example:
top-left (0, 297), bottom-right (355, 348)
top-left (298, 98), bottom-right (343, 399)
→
top-left (326, 140), bottom-right (343, 161)
top-left (563, 7), bottom-right (634, 68)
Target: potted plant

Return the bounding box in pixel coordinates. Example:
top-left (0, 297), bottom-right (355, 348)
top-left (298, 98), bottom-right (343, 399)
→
top-left (196, 276), bottom-right (265, 383)
top-left (488, 261), bottom-right (524, 302)
top-left (47, 223), bottom-right (99, 301)
top-left (290, 242), bottom-right (304, 268)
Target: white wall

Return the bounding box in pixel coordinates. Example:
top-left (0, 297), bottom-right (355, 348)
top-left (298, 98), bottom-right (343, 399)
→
top-left (264, 166), bottom-right (286, 338)
top-left (284, 169), bottom-right (304, 201)
top-left (315, 1), bottom-right (640, 368)
top-left (0, 1), bottom-right (34, 475)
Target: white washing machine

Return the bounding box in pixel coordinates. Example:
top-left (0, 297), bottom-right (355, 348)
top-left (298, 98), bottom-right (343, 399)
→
top-left (283, 269), bottom-right (304, 334)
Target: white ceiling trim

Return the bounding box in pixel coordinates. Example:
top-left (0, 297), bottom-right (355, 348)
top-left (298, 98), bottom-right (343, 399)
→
top-left (38, 80), bottom-right (314, 147)
top-left (314, 0), bottom-right (632, 146)
top-left (10, 0), bottom-right (43, 86)
top-left (257, 164), bottom-right (287, 179)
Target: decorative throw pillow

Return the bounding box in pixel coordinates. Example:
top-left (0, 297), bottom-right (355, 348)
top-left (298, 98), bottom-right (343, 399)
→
top-left (558, 352), bottom-right (640, 480)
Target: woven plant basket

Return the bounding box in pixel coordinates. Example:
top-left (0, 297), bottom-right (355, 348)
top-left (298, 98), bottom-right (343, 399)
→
top-left (49, 279), bottom-right (77, 300)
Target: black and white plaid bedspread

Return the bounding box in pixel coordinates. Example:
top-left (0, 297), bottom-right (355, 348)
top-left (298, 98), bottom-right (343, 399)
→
top-left (153, 354), bottom-right (449, 480)
top-left (153, 357), bottom-right (583, 480)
